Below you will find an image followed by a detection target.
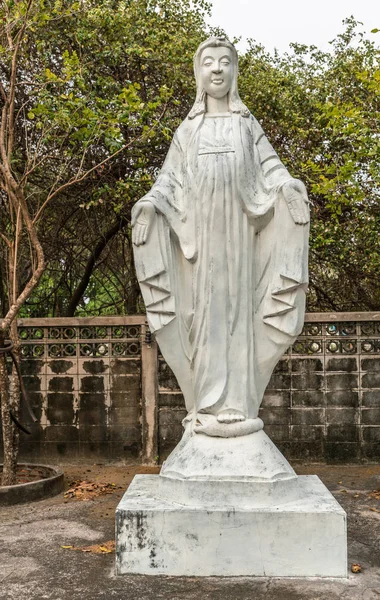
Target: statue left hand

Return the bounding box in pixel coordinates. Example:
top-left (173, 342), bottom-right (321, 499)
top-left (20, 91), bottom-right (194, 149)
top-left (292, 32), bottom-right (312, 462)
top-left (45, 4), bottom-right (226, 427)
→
top-left (281, 179), bottom-right (310, 225)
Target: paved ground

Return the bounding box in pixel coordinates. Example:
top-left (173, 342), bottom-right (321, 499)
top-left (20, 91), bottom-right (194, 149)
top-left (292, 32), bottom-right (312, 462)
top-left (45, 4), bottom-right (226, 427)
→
top-left (1, 462), bottom-right (380, 600)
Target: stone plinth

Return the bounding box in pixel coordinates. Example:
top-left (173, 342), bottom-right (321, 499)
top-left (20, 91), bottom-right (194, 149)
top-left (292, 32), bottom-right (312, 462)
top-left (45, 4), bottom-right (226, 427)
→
top-left (116, 474), bottom-right (347, 577)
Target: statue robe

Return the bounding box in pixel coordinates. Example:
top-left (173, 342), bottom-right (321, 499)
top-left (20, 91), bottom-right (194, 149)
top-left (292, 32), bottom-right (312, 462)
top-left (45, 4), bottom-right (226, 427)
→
top-left (133, 112), bottom-right (309, 420)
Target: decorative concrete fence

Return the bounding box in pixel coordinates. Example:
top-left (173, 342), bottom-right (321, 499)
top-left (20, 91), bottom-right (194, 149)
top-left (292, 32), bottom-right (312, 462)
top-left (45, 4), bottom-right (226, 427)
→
top-left (1, 313), bottom-right (380, 463)
top-left (3, 316), bottom-right (157, 464)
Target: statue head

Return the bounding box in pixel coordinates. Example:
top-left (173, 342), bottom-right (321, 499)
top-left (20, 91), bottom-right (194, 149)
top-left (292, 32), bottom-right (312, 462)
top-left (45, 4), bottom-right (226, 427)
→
top-left (188, 37), bottom-right (249, 119)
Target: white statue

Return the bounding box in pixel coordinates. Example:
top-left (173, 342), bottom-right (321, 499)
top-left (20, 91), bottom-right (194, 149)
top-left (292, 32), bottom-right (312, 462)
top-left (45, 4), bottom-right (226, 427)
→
top-left (120, 63), bottom-right (345, 576)
top-left (132, 37), bottom-right (309, 439)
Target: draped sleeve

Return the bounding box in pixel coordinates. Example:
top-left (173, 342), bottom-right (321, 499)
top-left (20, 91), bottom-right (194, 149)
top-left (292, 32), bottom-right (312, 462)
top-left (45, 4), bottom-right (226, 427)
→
top-left (251, 115), bottom-right (309, 338)
top-left (132, 128), bottom-right (196, 262)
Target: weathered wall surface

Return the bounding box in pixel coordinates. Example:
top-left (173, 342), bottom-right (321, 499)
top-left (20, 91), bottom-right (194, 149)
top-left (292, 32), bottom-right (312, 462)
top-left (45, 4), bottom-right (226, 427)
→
top-left (1, 314), bottom-right (380, 463)
top-left (0, 318), bottom-right (147, 463)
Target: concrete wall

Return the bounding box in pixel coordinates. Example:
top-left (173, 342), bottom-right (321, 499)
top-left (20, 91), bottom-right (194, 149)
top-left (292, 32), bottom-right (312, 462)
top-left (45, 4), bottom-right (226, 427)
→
top-left (1, 314), bottom-right (380, 463)
top-left (1, 317), bottom-right (150, 463)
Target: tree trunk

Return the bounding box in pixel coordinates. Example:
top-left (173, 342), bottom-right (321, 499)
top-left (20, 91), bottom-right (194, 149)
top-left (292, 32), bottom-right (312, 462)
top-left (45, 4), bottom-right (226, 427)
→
top-left (0, 244), bottom-right (21, 486)
top-left (0, 258), bottom-right (8, 317)
top-left (9, 320), bottom-right (20, 468)
top-left (0, 329), bottom-right (17, 486)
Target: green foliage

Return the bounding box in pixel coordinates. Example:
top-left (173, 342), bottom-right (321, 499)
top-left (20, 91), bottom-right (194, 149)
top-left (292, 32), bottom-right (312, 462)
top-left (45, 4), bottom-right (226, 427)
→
top-left (1, 0), bottom-right (210, 196)
top-left (0, 0), bottom-right (211, 317)
top-left (1, 6), bottom-right (378, 315)
top-left (239, 18), bottom-right (380, 310)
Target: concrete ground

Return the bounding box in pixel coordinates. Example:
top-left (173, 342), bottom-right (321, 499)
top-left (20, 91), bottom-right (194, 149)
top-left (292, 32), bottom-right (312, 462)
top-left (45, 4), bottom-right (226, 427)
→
top-left (1, 462), bottom-right (380, 600)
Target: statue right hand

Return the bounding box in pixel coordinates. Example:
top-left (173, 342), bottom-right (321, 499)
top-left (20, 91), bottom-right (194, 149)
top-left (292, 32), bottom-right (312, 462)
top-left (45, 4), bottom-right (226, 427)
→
top-left (131, 202), bottom-right (156, 246)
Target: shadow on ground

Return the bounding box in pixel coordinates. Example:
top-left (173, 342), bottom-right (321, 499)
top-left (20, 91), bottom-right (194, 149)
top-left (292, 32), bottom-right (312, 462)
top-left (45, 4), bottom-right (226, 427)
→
top-left (1, 463), bottom-right (380, 600)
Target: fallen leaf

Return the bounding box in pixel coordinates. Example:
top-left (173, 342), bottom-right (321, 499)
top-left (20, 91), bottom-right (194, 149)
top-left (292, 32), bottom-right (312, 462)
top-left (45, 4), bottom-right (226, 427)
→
top-left (369, 507), bottom-right (380, 513)
top-left (99, 544), bottom-right (114, 553)
top-left (64, 481), bottom-right (118, 501)
top-left (351, 563), bottom-right (361, 573)
top-left (369, 489), bottom-right (380, 500)
top-left (61, 541), bottom-right (115, 554)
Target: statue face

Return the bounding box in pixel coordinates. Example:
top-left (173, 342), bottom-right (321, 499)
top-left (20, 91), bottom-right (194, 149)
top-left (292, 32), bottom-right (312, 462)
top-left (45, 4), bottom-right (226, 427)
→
top-left (199, 46), bottom-right (233, 100)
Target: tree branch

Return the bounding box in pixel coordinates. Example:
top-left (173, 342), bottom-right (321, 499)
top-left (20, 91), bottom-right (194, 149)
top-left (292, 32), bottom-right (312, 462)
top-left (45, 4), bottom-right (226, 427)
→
top-left (1, 187), bottom-right (45, 332)
top-left (0, 82), bottom-right (7, 103)
top-left (0, 232), bottom-right (12, 248)
top-left (6, 0), bottom-right (34, 163)
top-left (33, 103), bottom-right (168, 223)
top-left (65, 217), bottom-right (128, 317)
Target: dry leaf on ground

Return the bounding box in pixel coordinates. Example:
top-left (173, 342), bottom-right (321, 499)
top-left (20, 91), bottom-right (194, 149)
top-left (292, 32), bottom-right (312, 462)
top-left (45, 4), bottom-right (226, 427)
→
top-left (64, 481), bottom-right (119, 500)
top-left (61, 541), bottom-right (115, 554)
top-left (369, 489), bottom-right (380, 501)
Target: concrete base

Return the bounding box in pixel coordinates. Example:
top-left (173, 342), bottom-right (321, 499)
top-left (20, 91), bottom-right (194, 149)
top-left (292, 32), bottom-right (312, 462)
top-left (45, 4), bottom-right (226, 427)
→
top-left (115, 474), bottom-right (347, 577)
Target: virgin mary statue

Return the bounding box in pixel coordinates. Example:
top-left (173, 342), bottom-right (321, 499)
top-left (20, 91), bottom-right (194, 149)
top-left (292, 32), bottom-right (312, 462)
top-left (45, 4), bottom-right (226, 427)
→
top-left (132, 37), bottom-right (310, 438)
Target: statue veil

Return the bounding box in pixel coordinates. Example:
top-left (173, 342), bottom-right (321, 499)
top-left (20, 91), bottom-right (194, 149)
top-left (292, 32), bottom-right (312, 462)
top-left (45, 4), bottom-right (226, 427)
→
top-left (188, 36), bottom-right (250, 119)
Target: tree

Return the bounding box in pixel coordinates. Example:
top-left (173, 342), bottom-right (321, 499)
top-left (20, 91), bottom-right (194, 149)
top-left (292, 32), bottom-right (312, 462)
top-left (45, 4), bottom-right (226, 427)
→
top-left (0, 0), bottom-right (211, 484)
top-left (239, 18), bottom-right (380, 311)
top-left (1, 0), bottom-right (211, 320)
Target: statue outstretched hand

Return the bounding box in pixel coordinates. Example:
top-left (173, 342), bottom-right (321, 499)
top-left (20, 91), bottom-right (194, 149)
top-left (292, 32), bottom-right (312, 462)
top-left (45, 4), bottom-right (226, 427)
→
top-left (281, 179), bottom-right (310, 225)
top-left (132, 202), bottom-right (156, 246)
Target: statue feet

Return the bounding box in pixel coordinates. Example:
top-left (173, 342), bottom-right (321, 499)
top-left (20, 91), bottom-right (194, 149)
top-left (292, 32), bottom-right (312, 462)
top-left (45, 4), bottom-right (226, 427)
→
top-left (193, 413), bottom-right (264, 438)
top-left (217, 409), bottom-right (246, 424)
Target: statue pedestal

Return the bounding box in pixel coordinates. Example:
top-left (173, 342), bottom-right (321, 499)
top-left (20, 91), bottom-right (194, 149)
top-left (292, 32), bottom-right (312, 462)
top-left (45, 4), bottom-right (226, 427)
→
top-left (115, 431), bottom-right (347, 577)
top-left (116, 474), bottom-right (346, 577)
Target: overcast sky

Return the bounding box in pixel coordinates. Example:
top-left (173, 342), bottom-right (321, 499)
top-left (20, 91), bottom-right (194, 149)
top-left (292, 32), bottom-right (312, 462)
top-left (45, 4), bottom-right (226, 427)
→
top-left (207, 0), bottom-right (380, 53)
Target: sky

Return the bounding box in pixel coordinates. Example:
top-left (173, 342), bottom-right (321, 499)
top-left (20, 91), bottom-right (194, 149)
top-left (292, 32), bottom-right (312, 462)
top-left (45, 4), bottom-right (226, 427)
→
top-left (207, 0), bottom-right (380, 53)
